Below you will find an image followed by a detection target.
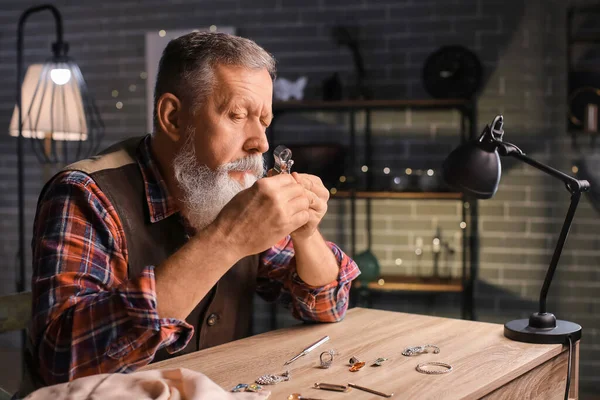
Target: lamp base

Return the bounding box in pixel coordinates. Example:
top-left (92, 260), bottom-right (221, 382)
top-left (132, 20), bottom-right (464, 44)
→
top-left (504, 317), bottom-right (582, 344)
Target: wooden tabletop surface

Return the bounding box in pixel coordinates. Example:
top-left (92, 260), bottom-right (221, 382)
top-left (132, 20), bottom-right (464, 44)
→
top-left (143, 308), bottom-right (567, 399)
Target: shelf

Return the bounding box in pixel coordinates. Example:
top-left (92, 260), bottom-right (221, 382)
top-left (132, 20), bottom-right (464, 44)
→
top-left (568, 35), bottom-right (600, 44)
top-left (273, 99), bottom-right (470, 112)
top-left (568, 130), bottom-right (600, 135)
top-left (570, 5), bottom-right (600, 12)
top-left (330, 190), bottom-right (463, 200)
top-left (354, 275), bottom-right (463, 293)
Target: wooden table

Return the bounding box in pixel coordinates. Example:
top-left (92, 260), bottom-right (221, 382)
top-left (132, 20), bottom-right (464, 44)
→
top-left (143, 308), bottom-right (579, 399)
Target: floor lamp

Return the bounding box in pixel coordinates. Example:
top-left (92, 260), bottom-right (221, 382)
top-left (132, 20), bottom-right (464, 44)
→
top-left (10, 4), bottom-right (103, 356)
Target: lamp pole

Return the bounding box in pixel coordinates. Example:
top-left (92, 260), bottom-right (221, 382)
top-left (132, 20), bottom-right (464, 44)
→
top-left (16, 4), bottom-right (65, 294)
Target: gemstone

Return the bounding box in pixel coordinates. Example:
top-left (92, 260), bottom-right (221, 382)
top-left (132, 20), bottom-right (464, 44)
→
top-left (349, 361), bottom-right (366, 371)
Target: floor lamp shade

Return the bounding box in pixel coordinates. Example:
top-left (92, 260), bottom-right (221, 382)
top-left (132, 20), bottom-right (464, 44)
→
top-left (10, 63), bottom-right (88, 141)
top-left (12, 57), bottom-right (103, 164)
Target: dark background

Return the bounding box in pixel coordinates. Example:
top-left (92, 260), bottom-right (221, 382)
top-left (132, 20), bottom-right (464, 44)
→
top-left (0, 0), bottom-right (598, 397)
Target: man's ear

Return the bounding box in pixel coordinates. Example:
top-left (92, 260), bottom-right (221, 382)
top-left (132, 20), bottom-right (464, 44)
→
top-left (156, 93), bottom-right (183, 142)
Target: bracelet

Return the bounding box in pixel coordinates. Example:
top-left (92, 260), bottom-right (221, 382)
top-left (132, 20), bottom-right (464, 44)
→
top-left (415, 361), bottom-right (453, 375)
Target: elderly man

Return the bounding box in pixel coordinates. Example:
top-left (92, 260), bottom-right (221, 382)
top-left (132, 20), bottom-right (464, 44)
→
top-left (26, 31), bottom-right (359, 388)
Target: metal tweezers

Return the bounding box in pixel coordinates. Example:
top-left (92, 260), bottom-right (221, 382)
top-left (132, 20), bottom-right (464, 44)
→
top-left (284, 335), bottom-right (330, 365)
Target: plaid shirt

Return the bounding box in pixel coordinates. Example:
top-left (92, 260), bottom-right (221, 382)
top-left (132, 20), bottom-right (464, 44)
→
top-left (30, 135), bottom-right (359, 385)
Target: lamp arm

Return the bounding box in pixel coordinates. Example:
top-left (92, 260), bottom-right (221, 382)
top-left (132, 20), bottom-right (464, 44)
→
top-left (496, 141), bottom-right (590, 315)
top-left (16, 4), bottom-right (64, 293)
top-left (497, 141), bottom-right (590, 193)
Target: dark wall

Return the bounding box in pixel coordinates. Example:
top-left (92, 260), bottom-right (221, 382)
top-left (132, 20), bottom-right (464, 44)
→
top-left (0, 0), bottom-right (598, 396)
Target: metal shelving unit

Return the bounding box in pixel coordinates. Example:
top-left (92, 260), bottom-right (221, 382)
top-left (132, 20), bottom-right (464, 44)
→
top-left (268, 98), bottom-right (479, 325)
top-left (330, 191), bottom-right (463, 200)
top-left (567, 5), bottom-right (600, 142)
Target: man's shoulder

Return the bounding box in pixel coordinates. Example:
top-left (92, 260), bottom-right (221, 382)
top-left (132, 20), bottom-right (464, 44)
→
top-left (64, 136), bottom-right (144, 176)
top-left (39, 170), bottom-right (101, 204)
top-left (52, 169), bottom-right (95, 187)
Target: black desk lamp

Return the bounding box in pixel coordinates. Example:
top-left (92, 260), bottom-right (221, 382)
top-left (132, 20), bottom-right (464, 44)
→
top-left (442, 115), bottom-right (586, 344)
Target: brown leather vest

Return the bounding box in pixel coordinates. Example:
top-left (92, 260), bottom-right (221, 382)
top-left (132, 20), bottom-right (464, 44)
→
top-left (21, 136), bottom-right (258, 394)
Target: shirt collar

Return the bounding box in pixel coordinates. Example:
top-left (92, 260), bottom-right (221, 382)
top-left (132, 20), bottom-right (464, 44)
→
top-left (136, 134), bottom-right (180, 223)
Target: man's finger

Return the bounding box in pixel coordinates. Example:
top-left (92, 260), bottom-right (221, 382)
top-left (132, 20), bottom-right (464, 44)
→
top-left (278, 181), bottom-right (306, 202)
top-left (263, 172), bottom-right (298, 187)
top-left (295, 174), bottom-right (330, 200)
top-left (289, 209), bottom-right (310, 231)
top-left (292, 172), bottom-right (313, 191)
top-left (305, 188), bottom-right (325, 211)
top-left (287, 194), bottom-right (310, 214)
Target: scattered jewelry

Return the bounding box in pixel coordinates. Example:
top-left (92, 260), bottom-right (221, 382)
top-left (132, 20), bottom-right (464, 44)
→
top-left (255, 370), bottom-right (291, 385)
top-left (372, 357), bottom-right (388, 366)
top-left (231, 383), bottom-right (248, 392)
top-left (415, 361), bottom-right (453, 375)
top-left (348, 382), bottom-right (394, 398)
top-left (349, 361), bottom-right (366, 371)
top-left (349, 356), bottom-right (361, 365)
top-left (402, 344), bottom-right (440, 356)
top-left (319, 350), bottom-right (335, 369)
top-left (313, 382), bottom-right (350, 392)
top-left (246, 383), bottom-right (263, 392)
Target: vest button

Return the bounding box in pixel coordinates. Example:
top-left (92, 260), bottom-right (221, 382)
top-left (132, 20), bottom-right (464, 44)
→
top-left (207, 313), bottom-right (219, 326)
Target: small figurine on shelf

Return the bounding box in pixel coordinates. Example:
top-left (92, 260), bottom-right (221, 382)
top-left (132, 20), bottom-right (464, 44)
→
top-left (332, 25), bottom-right (371, 100)
top-left (274, 76), bottom-right (308, 101)
top-left (432, 226), bottom-right (456, 279)
top-left (354, 249), bottom-right (380, 284)
top-left (432, 226), bottom-right (442, 278)
top-left (322, 72), bottom-right (343, 101)
top-left (414, 236), bottom-right (424, 276)
top-left (418, 169), bottom-right (441, 192)
top-left (442, 236), bottom-right (456, 279)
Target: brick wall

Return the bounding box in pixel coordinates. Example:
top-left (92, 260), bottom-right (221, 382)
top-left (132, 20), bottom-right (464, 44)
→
top-left (0, 0), bottom-right (598, 396)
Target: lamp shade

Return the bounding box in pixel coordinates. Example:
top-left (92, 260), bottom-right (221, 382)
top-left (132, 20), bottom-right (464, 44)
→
top-left (10, 59), bottom-right (103, 163)
top-left (441, 137), bottom-right (502, 199)
top-left (10, 63), bottom-right (87, 141)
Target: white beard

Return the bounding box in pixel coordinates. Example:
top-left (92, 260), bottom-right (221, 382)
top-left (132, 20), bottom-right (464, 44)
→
top-left (172, 127), bottom-right (265, 231)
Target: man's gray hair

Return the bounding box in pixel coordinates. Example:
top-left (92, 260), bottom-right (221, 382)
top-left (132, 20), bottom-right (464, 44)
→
top-left (153, 31), bottom-right (276, 131)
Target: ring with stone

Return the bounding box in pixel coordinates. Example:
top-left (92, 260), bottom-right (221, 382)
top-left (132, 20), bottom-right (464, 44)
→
top-left (320, 350), bottom-right (335, 368)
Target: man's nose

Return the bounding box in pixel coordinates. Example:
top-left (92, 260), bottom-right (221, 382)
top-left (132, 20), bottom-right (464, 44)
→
top-left (243, 121), bottom-right (269, 154)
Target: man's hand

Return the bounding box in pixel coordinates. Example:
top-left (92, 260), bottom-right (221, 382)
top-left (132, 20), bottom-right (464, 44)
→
top-left (211, 173), bottom-right (310, 258)
top-left (289, 172), bottom-right (329, 240)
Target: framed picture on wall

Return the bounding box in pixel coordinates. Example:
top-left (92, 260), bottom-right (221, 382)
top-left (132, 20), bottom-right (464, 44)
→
top-left (144, 27), bottom-right (236, 133)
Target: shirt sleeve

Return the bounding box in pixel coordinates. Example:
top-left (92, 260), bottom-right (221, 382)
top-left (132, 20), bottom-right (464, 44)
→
top-left (30, 171), bottom-right (193, 385)
top-left (256, 235), bottom-right (360, 323)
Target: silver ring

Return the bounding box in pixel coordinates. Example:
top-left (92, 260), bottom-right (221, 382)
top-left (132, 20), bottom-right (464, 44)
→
top-left (402, 344), bottom-right (440, 356)
top-left (415, 361), bottom-right (453, 374)
top-left (320, 350), bottom-right (334, 368)
top-left (424, 344), bottom-right (440, 354)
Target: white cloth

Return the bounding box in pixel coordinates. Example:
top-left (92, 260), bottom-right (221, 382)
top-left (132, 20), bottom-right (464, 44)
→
top-left (24, 368), bottom-right (270, 400)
